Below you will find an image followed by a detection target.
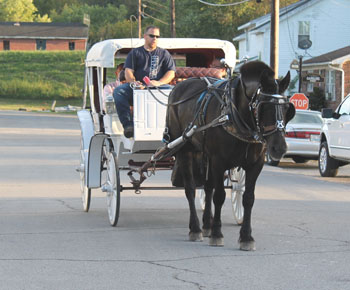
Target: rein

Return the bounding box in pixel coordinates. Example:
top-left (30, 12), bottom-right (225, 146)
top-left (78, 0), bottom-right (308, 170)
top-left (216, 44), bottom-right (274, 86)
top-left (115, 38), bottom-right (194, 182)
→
top-left (143, 77), bottom-right (220, 107)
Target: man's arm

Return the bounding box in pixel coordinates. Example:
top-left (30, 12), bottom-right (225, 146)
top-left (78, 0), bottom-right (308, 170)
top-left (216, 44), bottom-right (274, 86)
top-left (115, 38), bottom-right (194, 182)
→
top-left (125, 68), bottom-right (136, 83)
top-left (149, 70), bottom-right (175, 87)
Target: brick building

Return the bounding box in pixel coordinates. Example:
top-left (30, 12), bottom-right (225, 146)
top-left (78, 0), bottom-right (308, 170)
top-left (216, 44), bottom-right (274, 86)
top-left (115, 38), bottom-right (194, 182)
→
top-left (301, 46), bottom-right (350, 109)
top-left (0, 22), bottom-right (88, 51)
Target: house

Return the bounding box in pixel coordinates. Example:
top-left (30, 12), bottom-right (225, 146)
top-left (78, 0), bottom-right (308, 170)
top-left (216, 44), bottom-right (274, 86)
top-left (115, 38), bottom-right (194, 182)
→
top-left (0, 22), bottom-right (89, 51)
top-left (233, 0), bottom-right (350, 99)
top-left (302, 46), bottom-right (350, 109)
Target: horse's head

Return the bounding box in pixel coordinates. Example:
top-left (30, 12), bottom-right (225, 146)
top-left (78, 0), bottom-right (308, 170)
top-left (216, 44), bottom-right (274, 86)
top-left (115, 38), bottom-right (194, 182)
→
top-left (240, 61), bottom-right (295, 160)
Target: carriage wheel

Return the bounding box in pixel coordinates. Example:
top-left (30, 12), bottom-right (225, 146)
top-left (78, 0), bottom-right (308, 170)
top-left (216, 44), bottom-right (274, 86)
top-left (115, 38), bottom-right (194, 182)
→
top-left (79, 136), bottom-right (91, 212)
top-left (101, 140), bottom-right (120, 226)
top-left (230, 168), bottom-right (245, 225)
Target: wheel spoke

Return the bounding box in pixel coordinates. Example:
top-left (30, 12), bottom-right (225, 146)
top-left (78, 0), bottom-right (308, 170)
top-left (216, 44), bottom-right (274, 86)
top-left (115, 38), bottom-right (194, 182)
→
top-left (230, 168), bottom-right (245, 225)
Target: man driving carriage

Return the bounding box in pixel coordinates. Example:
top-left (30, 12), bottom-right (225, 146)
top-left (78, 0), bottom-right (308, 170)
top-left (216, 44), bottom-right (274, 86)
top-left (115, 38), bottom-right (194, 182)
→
top-left (113, 26), bottom-right (176, 138)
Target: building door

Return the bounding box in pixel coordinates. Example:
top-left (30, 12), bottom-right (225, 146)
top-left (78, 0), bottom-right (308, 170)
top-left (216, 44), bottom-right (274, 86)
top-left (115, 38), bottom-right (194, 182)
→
top-left (36, 39), bottom-right (46, 50)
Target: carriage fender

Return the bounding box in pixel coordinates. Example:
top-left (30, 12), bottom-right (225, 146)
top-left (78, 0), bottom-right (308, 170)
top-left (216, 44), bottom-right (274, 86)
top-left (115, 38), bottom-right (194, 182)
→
top-left (77, 110), bottom-right (95, 187)
top-left (77, 110), bottom-right (94, 150)
top-left (87, 134), bottom-right (108, 188)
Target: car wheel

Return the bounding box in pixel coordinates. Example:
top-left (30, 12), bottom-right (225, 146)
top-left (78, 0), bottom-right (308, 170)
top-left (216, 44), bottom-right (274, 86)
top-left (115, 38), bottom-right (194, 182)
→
top-left (266, 151), bottom-right (280, 166)
top-left (292, 156), bottom-right (308, 164)
top-left (318, 141), bottom-right (339, 177)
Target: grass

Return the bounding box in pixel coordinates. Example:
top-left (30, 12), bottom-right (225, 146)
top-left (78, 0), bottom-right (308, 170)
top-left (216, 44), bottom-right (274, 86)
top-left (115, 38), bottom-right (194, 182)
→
top-left (0, 51), bottom-right (86, 99)
top-left (0, 51), bottom-right (122, 112)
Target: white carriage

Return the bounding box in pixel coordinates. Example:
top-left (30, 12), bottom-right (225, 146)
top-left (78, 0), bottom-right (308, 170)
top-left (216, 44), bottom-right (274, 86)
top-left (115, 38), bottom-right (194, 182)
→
top-left (77, 38), bottom-right (245, 226)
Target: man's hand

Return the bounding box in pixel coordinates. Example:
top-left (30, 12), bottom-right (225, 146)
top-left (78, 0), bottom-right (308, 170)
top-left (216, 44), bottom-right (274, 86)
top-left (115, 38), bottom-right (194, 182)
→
top-left (130, 81), bottom-right (145, 90)
top-left (149, 80), bottom-right (163, 87)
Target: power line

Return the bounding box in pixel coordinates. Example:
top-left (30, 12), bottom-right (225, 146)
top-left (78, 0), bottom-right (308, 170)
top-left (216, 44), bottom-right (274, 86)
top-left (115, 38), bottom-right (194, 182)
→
top-left (196, 0), bottom-right (252, 7)
top-left (141, 11), bottom-right (169, 25)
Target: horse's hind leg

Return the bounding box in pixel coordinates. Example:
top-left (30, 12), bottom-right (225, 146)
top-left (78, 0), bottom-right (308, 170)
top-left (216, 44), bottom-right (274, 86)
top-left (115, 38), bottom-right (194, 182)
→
top-left (179, 152), bottom-right (203, 242)
top-left (202, 177), bottom-right (213, 237)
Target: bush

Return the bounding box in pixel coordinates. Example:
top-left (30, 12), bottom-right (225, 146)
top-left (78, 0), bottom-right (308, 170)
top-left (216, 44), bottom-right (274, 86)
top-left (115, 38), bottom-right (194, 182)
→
top-left (0, 51), bottom-right (85, 99)
top-left (309, 87), bottom-right (326, 111)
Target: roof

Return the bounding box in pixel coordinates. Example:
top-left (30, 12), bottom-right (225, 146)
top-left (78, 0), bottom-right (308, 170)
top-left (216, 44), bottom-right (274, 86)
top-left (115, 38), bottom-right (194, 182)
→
top-left (0, 22), bottom-right (89, 39)
top-left (303, 46), bottom-right (350, 66)
top-left (233, 0), bottom-right (315, 41)
top-left (85, 38), bottom-right (237, 69)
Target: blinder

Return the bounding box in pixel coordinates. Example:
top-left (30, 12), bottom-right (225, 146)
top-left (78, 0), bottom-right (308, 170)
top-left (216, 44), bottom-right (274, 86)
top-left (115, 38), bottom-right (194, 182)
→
top-left (251, 89), bottom-right (295, 137)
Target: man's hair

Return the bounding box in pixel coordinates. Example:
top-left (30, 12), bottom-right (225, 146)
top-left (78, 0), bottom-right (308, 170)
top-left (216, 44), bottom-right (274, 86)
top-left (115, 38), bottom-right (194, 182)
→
top-left (119, 69), bottom-right (126, 82)
top-left (144, 25), bottom-right (160, 34)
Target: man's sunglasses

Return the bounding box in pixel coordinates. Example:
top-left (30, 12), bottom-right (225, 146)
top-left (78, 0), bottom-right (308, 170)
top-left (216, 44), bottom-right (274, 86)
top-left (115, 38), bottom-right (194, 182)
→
top-left (148, 34), bottom-right (160, 39)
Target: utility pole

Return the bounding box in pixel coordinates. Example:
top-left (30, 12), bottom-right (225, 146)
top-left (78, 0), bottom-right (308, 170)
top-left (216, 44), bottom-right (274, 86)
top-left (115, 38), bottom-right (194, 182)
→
top-left (138, 0), bottom-right (142, 38)
top-left (170, 0), bottom-right (176, 38)
top-left (270, 0), bottom-right (279, 79)
top-left (298, 55), bottom-right (303, 92)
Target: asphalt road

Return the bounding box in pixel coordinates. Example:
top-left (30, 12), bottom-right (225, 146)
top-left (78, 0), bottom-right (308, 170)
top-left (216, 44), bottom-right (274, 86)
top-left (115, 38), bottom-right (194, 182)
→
top-left (0, 110), bottom-right (349, 290)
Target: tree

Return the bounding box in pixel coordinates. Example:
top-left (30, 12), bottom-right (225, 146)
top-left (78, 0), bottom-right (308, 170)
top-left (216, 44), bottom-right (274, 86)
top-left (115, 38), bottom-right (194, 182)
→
top-left (50, 4), bottom-right (129, 44)
top-left (0, 0), bottom-right (50, 22)
top-left (33, 0), bottom-right (80, 16)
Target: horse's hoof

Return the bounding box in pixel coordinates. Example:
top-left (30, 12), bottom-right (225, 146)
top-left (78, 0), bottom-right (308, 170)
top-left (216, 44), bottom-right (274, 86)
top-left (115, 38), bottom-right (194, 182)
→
top-left (209, 237), bottom-right (224, 247)
top-left (202, 228), bottom-right (211, 237)
top-left (189, 232), bottom-right (203, 242)
top-left (240, 241), bottom-right (256, 251)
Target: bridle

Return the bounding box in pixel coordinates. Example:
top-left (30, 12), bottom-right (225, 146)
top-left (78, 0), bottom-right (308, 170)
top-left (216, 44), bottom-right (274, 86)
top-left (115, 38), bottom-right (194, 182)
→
top-left (232, 77), bottom-right (293, 142)
top-left (248, 87), bottom-right (292, 138)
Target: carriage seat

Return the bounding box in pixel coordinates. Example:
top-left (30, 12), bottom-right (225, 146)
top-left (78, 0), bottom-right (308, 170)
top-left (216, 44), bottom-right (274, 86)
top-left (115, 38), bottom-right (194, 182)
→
top-left (171, 67), bottom-right (225, 85)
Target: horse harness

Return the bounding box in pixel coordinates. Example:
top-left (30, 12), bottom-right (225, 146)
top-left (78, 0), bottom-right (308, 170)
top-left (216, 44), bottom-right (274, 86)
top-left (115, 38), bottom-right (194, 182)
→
top-left (185, 75), bottom-right (292, 144)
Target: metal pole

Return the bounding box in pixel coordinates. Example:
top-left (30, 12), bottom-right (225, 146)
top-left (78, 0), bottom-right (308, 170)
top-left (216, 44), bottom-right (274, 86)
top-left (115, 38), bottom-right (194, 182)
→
top-left (298, 55), bottom-right (303, 93)
top-left (138, 0), bottom-right (142, 38)
top-left (270, 0), bottom-right (279, 79)
top-left (171, 0), bottom-right (176, 38)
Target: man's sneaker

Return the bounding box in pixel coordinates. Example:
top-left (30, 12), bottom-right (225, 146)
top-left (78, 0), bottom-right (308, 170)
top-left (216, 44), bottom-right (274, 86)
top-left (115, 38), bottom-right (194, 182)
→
top-left (123, 126), bottom-right (134, 138)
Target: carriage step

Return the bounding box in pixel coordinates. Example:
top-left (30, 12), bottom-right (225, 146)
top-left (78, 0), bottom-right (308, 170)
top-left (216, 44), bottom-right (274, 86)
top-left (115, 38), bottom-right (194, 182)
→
top-left (101, 184), bottom-right (113, 193)
top-left (75, 165), bottom-right (84, 173)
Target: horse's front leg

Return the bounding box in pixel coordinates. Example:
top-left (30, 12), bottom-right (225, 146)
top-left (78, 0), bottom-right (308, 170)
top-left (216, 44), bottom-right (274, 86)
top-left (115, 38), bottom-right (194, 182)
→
top-left (179, 152), bottom-right (203, 242)
top-left (239, 163), bottom-right (263, 251)
top-left (209, 164), bottom-right (226, 246)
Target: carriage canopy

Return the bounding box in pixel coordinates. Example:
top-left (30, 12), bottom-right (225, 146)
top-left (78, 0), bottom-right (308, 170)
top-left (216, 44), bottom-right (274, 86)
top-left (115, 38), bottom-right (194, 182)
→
top-left (85, 38), bottom-right (237, 69)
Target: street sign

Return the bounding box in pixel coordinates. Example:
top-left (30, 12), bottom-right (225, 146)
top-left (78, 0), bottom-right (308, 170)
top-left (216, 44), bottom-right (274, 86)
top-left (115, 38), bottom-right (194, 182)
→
top-left (290, 59), bottom-right (299, 70)
top-left (302, 73), bottom-right (324, 83)
top-left (289, 93), bottom-right (309, 110)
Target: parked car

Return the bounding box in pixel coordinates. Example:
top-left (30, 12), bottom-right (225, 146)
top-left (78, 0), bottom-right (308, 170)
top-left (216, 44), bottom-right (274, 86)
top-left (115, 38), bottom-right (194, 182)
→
top-left (318, 94), bottom-right (350, 177)
top-left (266, 109), bottom-right (323, 166)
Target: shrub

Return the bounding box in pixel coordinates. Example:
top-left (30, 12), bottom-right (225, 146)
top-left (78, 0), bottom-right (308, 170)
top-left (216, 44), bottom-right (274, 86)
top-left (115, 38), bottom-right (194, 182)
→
top-left (309, 87), bottom-right (326, 111)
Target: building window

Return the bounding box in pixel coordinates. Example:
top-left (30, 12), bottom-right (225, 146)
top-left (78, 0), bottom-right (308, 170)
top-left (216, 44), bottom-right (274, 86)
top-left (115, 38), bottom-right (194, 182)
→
top-left (69, 42), bottom-right (75, 50)
top-left (298, 21), bottom-right (311, 49)
top-left (245, 30), bottom-right (249, 52)
top-left (3, 40), bottom-right (10, 50)
top-left (307, 82), bottom-right (314, 93)
top-left (36, 39), bottom-right (46, 50)
top-left (325, 70), bottom-right (336, 101)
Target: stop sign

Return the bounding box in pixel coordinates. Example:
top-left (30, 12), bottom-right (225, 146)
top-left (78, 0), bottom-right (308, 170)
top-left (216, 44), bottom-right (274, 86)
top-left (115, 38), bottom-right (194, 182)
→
top-left (289, 93), bottom-right (309, 110)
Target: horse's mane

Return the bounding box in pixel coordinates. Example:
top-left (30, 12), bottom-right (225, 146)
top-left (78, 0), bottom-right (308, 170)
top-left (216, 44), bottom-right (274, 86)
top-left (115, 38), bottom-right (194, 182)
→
top-left (239, 61), bottom-right (275, 96)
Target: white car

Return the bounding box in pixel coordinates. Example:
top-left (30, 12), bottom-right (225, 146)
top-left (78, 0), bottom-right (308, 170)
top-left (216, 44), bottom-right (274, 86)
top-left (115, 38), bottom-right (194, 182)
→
top-left (266, 110), bottom-right (323, 166)
top-left (319, 94), bottom-right (350, 177)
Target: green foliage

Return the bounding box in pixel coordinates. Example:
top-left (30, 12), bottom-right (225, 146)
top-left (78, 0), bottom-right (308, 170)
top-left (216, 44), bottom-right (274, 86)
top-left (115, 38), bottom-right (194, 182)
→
top-left (0, 51), bottom-right (85, 99)
top-left (2, 0), bottom-right (302, 41)
top-left (0, 0), bottom-right (50, 22)
top-left (309, 87), bottom-right (326, 111)
top-left (50, 3), bottom-right (129, 43)
top-left (33, 0), bottom-right (81, 15)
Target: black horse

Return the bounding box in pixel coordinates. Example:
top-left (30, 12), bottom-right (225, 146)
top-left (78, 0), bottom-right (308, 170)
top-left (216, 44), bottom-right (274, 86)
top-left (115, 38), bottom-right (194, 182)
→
top-left (165, 61), bottom-right (295, 250)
